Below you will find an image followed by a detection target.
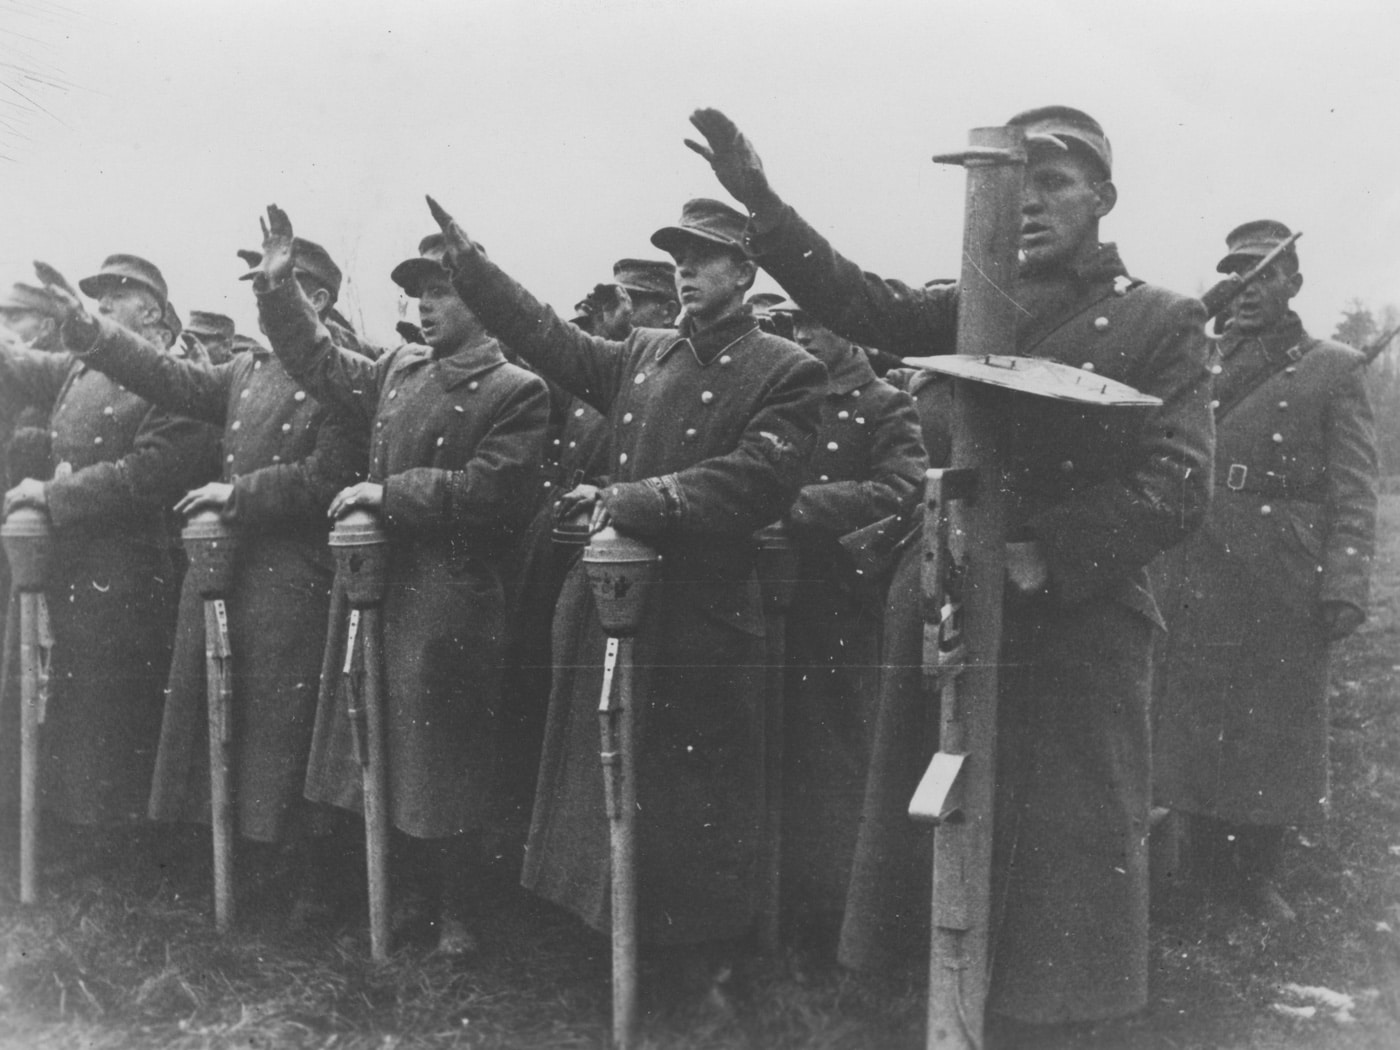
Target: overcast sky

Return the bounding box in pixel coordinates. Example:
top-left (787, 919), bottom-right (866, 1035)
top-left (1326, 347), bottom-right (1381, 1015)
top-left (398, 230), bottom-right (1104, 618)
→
top-left (1, 0), bottom-right (1397, 348)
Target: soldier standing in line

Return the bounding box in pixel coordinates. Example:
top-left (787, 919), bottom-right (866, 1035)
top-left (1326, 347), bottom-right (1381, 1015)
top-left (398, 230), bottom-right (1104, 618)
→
top-left (769, 305), bottom-right (926, 950)
top-left (1152, 221), bottom-right (1377, 922)
top-left (183, 310), bottom-right (237, 365)
top-left (252, 210), bottom-right (549, 955)
top-left (686, 105), bottom-right (1213, 1044)
top-left (496, 259), bottom-right (679, 867)
top-left (0, 255), bottom-right (216, 867)
top-left (34, 239), bottom-right (370, 921)
top-left (427, 194), bottom-right (825, 1008)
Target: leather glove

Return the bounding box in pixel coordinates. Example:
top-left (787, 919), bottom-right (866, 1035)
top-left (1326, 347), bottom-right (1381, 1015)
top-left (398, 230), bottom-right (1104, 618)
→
top-left (601, 479), bottom-right (671, 538)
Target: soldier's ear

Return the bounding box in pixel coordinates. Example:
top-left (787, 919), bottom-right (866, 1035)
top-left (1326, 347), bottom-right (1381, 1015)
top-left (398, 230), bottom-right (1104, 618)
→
top-left (1286, 271), bottom-right (1303, 298)
top-left (1092, 179), bottom-right (1117, 219)
top-left (661, 299), bottom-right (680, 325)
top-left (307, 285), bottom-right (332, 316)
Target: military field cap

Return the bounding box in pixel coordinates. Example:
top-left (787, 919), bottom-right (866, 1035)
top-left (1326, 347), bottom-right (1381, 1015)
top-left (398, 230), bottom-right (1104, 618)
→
top-left (187, 310), bottom-right (235, 339)
top-left (1006, 105), bottom-right (1112, 178)
top-left (747, 292), bottom-right (787, 310)
top-left (390, 233), bottom-right (451, 298)
top-left (241, 238), bottom-right (344, 302)
top-left (78, 254), bottom-right (168, 305)
top-left (650, 198), bottom-right (751, 256)
top-left (0, 283), bottom-right (64, 317)
top-left (1216, 219), bottom-right (1296, 273)
top-left (613, 258), bottom-right (677, 299)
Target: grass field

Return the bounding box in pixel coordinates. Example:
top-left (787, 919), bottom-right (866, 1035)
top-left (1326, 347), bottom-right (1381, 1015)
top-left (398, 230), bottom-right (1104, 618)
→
top-left (3, 499), bottom-right (1400, 1049)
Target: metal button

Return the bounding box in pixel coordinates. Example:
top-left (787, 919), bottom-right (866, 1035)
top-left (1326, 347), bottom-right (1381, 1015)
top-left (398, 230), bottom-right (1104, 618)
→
top-left (634, 372), bottom-right (647, 385)
top-left (271, 455), bottom-right (281, 463)
top-left (1082, 362), bottom-right (1096, 371)
top-left (1210, 399), bottom-right (1220, 409)
top-left (568, 441), bottom-right (577, 449)
top-left (1060, 460), bottom-right (1074, 472)
top-left (827, 441), bottom-right (839, 451)
top-left (103, 406), bottom-right (114, 416)
top-left (856, 416), bottom-right (865, 425)
top-left (622, 412), bottom-right (633, 424)
top-left (294, 390), bottom-right (306, 402)
top-left (469, 381), bottom-right (479, 391)
top-left (1094, 317), bottom-right (1109, 330)
top-left (851, 389), bottom-right (861, 397)
top-left (1278, 401), bottom-right (1288, 409)
top-left (1260, 504), bottom-right (1272, 516)
top-left (552, 438), bottom-right (561, 447)
top-left (281, 422), bottom-right (292, 433)
top-left (388, 389), bottom-right (398, 400)
top-left (231, 420), bottom-right (241, 431)
top-left (837, 410), bottom-right (850, 420)
top-left (574, 407), bottom-right (585, 418)
top-left (1285, 366), bottom-right (1297, 375)
top-left (253, 359), bottom-right (262, 370)
top-left (93, 436), bottom-right (103, 445)
top-left (240, 390), bottom-right (250, 399)
top-left (701, 391), bottom-right (714, 404)
top-left (1210, 364), bottom-right (1223, 375)
top-left (819, 475), bottom-right (830, 482)
top-left (436, 437), bottom-right (445, 447)
top-left (454, 405), bottom-right (464, 413)
top-left (719, 355), bottom-right (732, 365)
top-left (376, 420), bottom-right (384, 429)
top-left (1272, 433), bottom-right (1283, 443)
top-left (619, 452), bottom-right (628, 465)
top-left (685, 428), bottom-right (697, 439)
top-left (226, 453), bottom-right (235, 463)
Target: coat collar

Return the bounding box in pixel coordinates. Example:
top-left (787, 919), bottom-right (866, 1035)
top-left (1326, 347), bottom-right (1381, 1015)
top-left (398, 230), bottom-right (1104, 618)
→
top-left (398, 331), bottom-right (509, 389)
top-left (1220, 310), bottom-right (1307, 365)
top-left (825, 346), bottom-right (877, 395)
top-left (656, 306), bottom-right (761, 366)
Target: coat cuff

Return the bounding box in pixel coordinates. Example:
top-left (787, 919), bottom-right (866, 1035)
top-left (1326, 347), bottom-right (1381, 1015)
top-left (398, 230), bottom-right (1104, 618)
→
top-left (604, 477), bottom-right (674, 538)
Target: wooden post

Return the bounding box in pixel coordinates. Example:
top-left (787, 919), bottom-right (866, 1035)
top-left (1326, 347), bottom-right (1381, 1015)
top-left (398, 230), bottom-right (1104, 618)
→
top-left (18, 591), bottom-right (39, 904)
top-left (924, 125), bottom-right (1025, 1050)
top-left (205, 599), bottom-right (236, 931)
top-left (360, 605), bottom-right (391, 963)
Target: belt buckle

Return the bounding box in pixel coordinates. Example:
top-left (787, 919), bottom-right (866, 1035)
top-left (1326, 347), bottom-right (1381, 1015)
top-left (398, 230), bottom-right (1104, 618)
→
top-left (1226, 463), bottom-right (1248, 491)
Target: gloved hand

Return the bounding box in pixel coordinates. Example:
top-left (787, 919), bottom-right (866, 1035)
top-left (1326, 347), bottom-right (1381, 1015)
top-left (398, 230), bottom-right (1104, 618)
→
top-left (237, 204), bottom-right (297, 289)
top-left (685, 108), bottom-right (781, 216)
top-left (599, 479), bottom-right (670, 538)
top-left (31, 263), bottom-right (99, 353)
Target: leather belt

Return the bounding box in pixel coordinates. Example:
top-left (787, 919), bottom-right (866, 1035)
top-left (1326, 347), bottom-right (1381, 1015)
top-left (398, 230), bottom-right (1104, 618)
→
top-left (1224, 463), bottom-right (1322, 502)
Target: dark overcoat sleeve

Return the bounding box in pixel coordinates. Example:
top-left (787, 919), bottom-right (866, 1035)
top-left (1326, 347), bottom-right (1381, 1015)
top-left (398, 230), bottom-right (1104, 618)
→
top-left (744, 204), bottom-right (959, 356)
top-left (256, 279), bottom-right (385, 427)
top-left (384, 377), bottom-right (550, 534)
top-left (76, 320), bottom-right (234, 425)
top-left (1320, 356), bottom-right (1378, 612)
top-left (790, 383), bottom-right (926, 535)
top-left (1027, 293), bottom-right (1214, 604)
top-left (445, 247), bottom-right (634, 414)
top-left (0, 341), bottom-right (72, 417)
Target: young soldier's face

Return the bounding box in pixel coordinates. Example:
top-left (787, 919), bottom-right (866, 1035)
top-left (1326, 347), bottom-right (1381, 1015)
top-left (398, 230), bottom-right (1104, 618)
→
top-left (1228, 260), bottom-right (1302, 335)
top-left (417, 275), bottom-right (479, 350)
top-left (97, 285), bottom-right (162, 334)
top-left (670, 240), bottom-right (754, 326)
top-left (793, 317), bottom-right (851, 371)
top-left (1018, 150), bottom-right (1115, 272)
top-left (0, 309), bottom-right (56, 347)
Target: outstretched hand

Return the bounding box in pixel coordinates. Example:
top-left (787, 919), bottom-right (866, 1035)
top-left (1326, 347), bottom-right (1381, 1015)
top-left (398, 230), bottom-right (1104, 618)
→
top-left (238, 204), bottom-right (296, 286)
top-left (32, 261), bottom-right (99, 350)
top-left (684, 108), bottom-right (776, 212)
top-left (425, 195), bottom-right (477, 274)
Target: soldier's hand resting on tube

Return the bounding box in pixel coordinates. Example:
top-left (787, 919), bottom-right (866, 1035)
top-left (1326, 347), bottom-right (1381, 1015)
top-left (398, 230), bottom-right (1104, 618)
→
top-left (329, 482), bottom-right (385, 519)
top-left (175, 482), bottom-right (235, 517)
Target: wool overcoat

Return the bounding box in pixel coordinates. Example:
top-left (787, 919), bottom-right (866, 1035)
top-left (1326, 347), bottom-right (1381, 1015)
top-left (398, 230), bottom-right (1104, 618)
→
top-left (0, 330), bottom-right (216, 824)
top-left (446, 245), bottom-right (826, 945)
top-left (781, 348), bottom-right (925, 918)
top-left (1153, 313), bottom-right (1376, 826)
top-left (747, 205), bottom-right (1214, 1023)
top-left (74, 322), bottom-right (367, 841)
top-left (259, 280), bottom-right (548, 840)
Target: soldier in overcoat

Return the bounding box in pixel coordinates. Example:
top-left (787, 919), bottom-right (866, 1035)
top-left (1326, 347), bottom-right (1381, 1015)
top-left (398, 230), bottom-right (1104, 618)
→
top-left (686, 106), bottom-right (1214, 1031)
top-left (424, 196), bottom-right (826, 981)
top-left (1153, 221), bottom-right (1377, 919)
top-left (51, 241), bottom-right (368, 896)
top-left (0, 256), bottom-right (216, 831)
top-left (497, 259), bottom-right (679, 859)
top-left (771, 307), bottom-right (926, 938)
top-left (252, 210), bottom-right (549, 952)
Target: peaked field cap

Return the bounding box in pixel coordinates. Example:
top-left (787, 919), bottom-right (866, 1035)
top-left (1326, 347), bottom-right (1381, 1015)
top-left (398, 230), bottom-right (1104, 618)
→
top-left (1217, 219), bottom-right (1296, 273)
top-left (650, 198), bottom-right (750, 256)
top-left (241, 238), bottom-right (343, 301)
top-left (1007, 105), bottom-right (1112, 178)
top-left (613, 258), bottom-right (677, 298)
top-left (187, 310), bottom-right (235, 338)
top-left (391, 233), bottom-right (449, 297)
top-left (0, 283), bottom-right (64, 317)
top-left (78, 254), bottom-right (168, 305)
